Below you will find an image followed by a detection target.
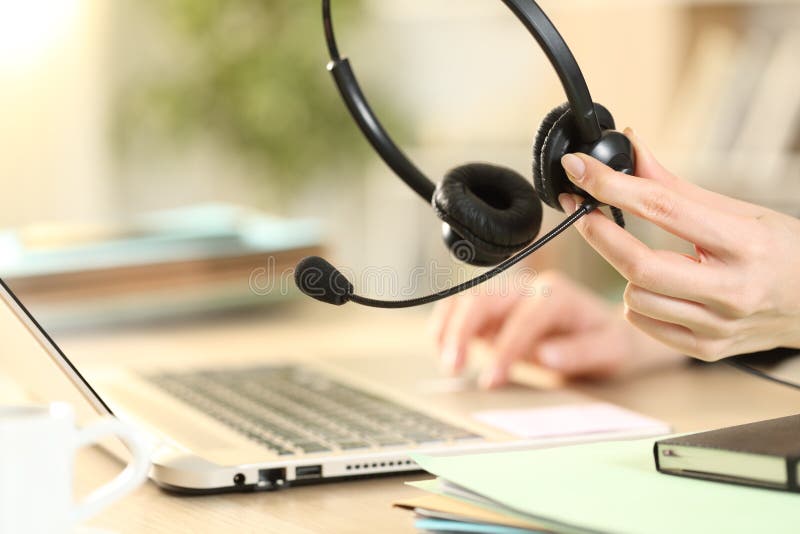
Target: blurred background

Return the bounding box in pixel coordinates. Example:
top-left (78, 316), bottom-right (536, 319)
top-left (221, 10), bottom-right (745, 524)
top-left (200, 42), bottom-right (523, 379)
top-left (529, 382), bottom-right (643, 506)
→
top-left (0, 0), bottom-right (799, 330)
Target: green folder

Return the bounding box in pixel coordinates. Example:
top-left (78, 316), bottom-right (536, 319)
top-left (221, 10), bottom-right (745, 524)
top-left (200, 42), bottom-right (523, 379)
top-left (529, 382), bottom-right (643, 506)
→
top-left (411, 438), bottom-right (800, 534)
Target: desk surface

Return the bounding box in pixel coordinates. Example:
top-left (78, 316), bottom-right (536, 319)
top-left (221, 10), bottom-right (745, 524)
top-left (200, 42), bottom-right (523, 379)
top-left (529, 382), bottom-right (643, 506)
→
top-left (4, 303), bottom-right (800, 534)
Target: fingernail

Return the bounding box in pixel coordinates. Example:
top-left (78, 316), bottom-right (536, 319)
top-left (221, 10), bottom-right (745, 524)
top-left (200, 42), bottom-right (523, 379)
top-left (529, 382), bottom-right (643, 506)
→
top-left (623, 126), bottom-right (637, 139)
top-left (558, 193), bottom-right (576, 213)
top-left (561, 154), bottom-right (585, 182)
top-left (539, 345), bottom-right (563, 370)
top-left (479, 367), bottom-right (505, 389)
top-left (442, 345), bottom-right (460, 375)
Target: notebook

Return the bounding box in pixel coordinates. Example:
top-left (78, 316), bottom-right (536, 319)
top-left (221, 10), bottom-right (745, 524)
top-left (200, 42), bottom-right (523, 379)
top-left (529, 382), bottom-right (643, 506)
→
top-left (655, 414), bottom-right (800, 491)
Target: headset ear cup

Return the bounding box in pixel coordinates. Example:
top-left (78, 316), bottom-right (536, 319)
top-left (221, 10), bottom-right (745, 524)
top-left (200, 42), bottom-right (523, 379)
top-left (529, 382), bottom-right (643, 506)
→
top-left (532, 102), bottom-right (571, 207)
top-left (432, 163), bottom-right (543, 266)
top-left (534, 103), bottom-right (616, 210)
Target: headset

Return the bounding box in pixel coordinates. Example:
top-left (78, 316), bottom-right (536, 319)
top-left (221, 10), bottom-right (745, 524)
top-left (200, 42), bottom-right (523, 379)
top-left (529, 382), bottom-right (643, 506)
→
top-left (293, 0), bottom-right (800, 390)
top-left (295, 0), bottom-right (633, 307)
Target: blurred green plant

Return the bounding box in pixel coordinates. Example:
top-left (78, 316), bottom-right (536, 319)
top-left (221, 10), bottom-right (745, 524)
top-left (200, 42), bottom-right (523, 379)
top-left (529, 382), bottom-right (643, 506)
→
top-left (113, 0), bottom-right (393, 190)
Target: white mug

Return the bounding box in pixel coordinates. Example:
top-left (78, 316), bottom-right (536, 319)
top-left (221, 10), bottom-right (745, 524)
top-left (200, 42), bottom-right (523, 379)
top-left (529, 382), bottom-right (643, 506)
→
top-left (0, 402), bottom-right (150, 533)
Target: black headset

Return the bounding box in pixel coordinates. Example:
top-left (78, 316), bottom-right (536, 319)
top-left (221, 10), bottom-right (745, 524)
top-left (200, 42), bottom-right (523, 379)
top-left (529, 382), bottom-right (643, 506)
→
top-left (296, 1), bottom-right (800, 392)
top-left (296, 0), bottom-right (635, 308)
top-left (322, 0), bottom-right (633, 267)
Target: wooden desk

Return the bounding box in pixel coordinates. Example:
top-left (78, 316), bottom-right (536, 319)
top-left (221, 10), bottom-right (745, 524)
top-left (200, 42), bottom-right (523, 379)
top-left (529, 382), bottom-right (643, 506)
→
top-left (4, 303), bottom-right (800, 533)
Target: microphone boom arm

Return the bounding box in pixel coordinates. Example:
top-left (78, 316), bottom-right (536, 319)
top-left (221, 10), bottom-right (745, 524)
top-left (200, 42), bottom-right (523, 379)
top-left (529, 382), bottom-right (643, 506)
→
top-left (349, 202), bottom-right (597, 308)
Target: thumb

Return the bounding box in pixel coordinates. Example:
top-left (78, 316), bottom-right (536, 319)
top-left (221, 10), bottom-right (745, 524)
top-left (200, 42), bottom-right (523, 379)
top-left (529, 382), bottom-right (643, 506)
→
top-left (535, 329), bottom-right (626, 378)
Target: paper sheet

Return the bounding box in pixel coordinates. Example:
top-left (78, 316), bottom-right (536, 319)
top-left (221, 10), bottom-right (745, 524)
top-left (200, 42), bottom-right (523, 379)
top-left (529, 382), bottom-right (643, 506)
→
top-left (472, 403), bottom-right (667, 439)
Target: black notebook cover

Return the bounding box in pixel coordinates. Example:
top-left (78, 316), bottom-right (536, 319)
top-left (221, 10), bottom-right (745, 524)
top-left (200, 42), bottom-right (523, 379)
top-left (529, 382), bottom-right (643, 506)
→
top-left (654, 414), bottom-right (800, 491)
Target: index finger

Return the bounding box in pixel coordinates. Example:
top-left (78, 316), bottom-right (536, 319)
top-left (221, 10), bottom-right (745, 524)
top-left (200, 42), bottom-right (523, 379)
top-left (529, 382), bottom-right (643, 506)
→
top-left (428, 298), bottom-right (456, 349)
top-left (561, 153), bottom-right (743, 256)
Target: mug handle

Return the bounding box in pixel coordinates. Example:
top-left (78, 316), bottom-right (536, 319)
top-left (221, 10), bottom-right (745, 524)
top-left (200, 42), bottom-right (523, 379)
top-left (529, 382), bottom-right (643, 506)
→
top-left (71, 417), bottom-right (151, 525)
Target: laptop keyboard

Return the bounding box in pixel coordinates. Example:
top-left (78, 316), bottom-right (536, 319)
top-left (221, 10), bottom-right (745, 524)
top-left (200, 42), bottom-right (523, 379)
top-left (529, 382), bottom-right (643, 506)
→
top-left (146, 365), bottom-right (481, 455)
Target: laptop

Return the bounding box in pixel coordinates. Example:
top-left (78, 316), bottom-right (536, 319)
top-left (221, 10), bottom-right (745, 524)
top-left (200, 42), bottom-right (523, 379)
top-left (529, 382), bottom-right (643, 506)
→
top-left (0, 277), bottom-right (669, 494)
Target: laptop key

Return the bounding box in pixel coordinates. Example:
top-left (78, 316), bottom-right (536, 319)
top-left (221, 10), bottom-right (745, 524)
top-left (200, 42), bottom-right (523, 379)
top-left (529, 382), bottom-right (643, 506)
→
top-left (295, 442), bottom-right (332, 454)
top-left (336, 441), bottom-right (371, 450)
top-left (242, 434), bottom-right (293, 455)
top-left (372, 436), bottom-right (410, 447)
top-left (447, 431), bottom-right (483, 440)
top-left (400, 431), bottom-right (444, 444)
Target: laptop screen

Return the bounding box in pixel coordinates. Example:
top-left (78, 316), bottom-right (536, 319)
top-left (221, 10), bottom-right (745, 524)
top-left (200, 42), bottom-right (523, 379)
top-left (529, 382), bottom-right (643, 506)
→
top-left (0, 277), bottom-right (113, 421)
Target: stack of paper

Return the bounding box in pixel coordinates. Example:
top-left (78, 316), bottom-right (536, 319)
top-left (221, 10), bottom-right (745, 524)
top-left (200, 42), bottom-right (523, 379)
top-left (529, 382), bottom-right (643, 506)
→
top-left (398, 438), bottom-right (800, 533)
top-left (395, 489), bottom-right (551, 533)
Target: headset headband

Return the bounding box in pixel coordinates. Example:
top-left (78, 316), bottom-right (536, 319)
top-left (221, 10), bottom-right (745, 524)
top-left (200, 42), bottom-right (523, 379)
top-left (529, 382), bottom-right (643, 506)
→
top-left (322, 0), bottom-right (600, 202)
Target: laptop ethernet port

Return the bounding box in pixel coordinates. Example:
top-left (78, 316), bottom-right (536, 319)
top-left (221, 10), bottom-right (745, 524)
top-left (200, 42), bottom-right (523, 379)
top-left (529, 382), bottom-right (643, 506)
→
top-left (295, 465), bottom-right (322, 480)
top-left (257, 468), bottom-right (287, 490)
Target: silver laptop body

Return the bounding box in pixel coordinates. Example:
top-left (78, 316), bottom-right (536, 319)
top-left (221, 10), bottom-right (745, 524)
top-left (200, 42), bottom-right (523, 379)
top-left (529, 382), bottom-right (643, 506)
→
top-left (0, 278), bottom-right (668, 493)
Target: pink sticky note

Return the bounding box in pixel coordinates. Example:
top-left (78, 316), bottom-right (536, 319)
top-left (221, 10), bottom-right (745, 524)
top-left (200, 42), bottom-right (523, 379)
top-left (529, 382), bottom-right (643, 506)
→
top-left (473, 403), bottom-right (667, 439)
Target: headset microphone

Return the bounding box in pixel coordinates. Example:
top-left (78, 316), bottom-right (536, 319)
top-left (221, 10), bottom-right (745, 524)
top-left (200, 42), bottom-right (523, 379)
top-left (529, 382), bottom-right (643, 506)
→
top-left (294, 256), bottom-right (354, 306)
top-left (295, 201), bottom-right (596, 309)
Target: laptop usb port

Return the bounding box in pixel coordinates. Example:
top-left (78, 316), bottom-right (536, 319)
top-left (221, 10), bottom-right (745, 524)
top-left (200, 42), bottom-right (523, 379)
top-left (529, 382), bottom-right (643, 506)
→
top-left (295, 465), bottom-right (322, 480)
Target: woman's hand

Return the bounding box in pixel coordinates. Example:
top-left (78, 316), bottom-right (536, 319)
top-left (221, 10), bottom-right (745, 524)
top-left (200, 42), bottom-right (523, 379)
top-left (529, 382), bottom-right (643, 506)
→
top-left (429, 270), bottom-right (680, 388)
top-left (559, 129), bottom-right (800, 361)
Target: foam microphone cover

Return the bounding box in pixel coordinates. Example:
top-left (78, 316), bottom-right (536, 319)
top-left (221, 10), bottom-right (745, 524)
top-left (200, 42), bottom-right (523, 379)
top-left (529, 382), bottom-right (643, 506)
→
top-left (294, 256), bottom-right (354, 306)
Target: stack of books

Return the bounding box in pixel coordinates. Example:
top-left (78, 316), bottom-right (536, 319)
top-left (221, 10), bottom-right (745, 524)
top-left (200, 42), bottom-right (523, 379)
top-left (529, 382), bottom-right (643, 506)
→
top-left (0, 204), bottom-right (322, 328)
